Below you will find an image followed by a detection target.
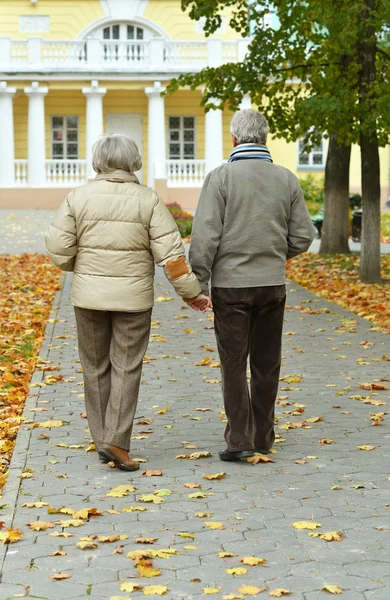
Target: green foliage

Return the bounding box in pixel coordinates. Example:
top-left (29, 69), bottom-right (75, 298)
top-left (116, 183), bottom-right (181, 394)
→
top-left (173, 0), bottom-right (390, 147)
top-left (299, 175), bottom-right (324, 214)
top-left (166, 202), bottom-right (193, 238)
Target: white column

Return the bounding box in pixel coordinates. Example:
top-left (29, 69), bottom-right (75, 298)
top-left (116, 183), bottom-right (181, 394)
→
top-left (145, 81), bottom-right (166, 188)
top-left (0, 82), bottom-right (16, 186)
top-left (205, 104), bottom-right (223, 175)
top-left (82, 80), bottom-right (106, 178)
top-left (24, 81), bottom-right (48, 186)
top-left (240, 94), bottom-right (252, 109)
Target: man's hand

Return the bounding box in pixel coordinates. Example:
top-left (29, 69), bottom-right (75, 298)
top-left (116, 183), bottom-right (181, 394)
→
top-left (184, 294), bottom-right (213, 312)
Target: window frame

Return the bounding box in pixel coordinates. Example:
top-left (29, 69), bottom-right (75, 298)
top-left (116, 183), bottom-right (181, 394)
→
top-left (51, 115), bottom-right (79, 161)
top-left (168, 116), bottom-right (196, 160)
top-left (297, 135), bottom-right (325, 170)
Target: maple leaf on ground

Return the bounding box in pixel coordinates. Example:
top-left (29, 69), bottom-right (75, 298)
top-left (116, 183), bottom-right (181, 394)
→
top-left (291, 521), bottom-right (322, 530)
top-left (143, 586), bottom-right (169, 595)
top-left (136, 537), bottom-right (159, 544)
top-left (360, 382), bottom-right (389, 391)
top-left (184, 483), bottom-right (201, 489)
top-left (225, 567), bottom-right (247, 575)
top-left (204, 522), bottom-right (224, 530)
top-left (0, 528), bottom-right (24, 544)
top-left (319, 438), bottom-right (334, 445)
top-left (247, 454), bottom-right (275, 464)
top-left (269, 589), bottom-right (291, 597)
top-left (136, 560), bottom-right (161, 578)
top-left (309, 531), bottom-right (344, 542)
top-left (320, 584), bottom-right (344, 594)
top-left (141, 470), bottom-right (164, 477)
top-left (120, 581), bottom-right (143, 592)
top-left (203, 472), bottom-right (226, 480)
top-left (59, 519), bottom-right (85, 528)
top-left (106, 485), bottom-right (137, 498)
top-left (50, 573), bottom-right (72, 580)
top-left (218, 552), bottom-right (237, 558)
top-left (357, 445), bottom-right (375, 451)
top-left (72, 507), bottom-right (102, 520)
top-left (76, 540), bottom-right (98, 550)
top-left (28, 521), bottom-right (56, 531)
top-left (238, 585), bottom-right (264, 596)
top-left (138, 494), bottom-right (164, 504)
top-left (240, 556), bottom-right (267, 566)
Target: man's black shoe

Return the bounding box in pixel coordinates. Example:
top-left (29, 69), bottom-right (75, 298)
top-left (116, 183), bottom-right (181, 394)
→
top-left (219, 449), bottom-right (254, 461)
top-left (254, 448), bottom-right (271, 454)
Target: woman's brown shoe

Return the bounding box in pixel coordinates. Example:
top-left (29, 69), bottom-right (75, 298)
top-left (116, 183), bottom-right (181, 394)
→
top-left (100, 443), bottom-right (139, 472)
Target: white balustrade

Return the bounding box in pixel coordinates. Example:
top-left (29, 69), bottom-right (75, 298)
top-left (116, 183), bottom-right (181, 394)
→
top-left (222, 42), bottom-right (238, 63)
top-left (102, 40), bottom-right (149, 66)
top-left (45, 160), bottom-right (87, 186)
top-left (1, 37), bottom-right (247, 71)
top-left (166, 160), bottom-right (206, 187)
top-left (10, 41), bottom-right (28, 64)
top-left (164, 42), bottom-right (208, 67)
top-left (14, 160), bottom-right (28, 185)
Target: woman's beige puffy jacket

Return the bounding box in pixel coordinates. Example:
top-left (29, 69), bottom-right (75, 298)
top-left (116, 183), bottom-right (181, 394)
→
top-left (45, 170), bottom-right (201, 311)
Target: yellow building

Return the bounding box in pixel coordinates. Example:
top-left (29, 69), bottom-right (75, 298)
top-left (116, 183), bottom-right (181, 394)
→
top-left (0, 0), bottom-right (389, 209)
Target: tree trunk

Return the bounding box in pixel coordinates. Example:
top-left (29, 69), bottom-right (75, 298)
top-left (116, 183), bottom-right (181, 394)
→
top-left (360, 132), bottom-right (381, 282)
top-left (358, 0), bottom-right (381, 282)
top-left (319, 134), bottom-right (351, 254)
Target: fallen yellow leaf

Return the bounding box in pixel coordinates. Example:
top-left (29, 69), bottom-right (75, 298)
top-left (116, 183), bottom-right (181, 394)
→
top-left (240, 556), bottom-right (267, 566)
top-left (291, 521), bottom-right (322, 530)
top-left (143, 586), bottom-right (168, 596)
top-left (106, 485), bottom-right (137, 497)
top-left (136, 562), bottom-right (161, 578)
top-left (269, 589), bottom-right (291, 597)
top-left (308, 531), bottom-right (344, 542)
top-left (320, 584), bottom-right (344, 594)
top-left (204, 522), bottom-right (224, 530)
top-left (0, 528), bottom-right (24, 544)
top-left (237, 585), bottom-right (263, 596)
top-left (28, 521), bottom-right (56, 531)
top-left (120, 582), bottom-right (143, 593)
top-left (203, 587), bottom-right (222, 594)
top-left (203, 472), bottom-right (226, 480)
top-left (225, 567), bottom-right (247, 575)
top-left (357, 445), bottom-right (375, 451)
top-left (218, 552), bottom-right (237, 558)
top-left (50, 573), bottom-right (72, 580)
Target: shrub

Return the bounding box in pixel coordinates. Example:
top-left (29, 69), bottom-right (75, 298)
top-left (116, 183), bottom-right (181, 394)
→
top-left (298, 175), bottom-right (324, 215)
top-left (166, 202), bottom-right (193, 238)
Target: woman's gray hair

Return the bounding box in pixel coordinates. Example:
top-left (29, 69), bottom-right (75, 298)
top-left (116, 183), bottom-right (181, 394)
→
top-left (230, 109), bottom-right (269, 145)
top-left (92, 134), bottom-right (142, 174)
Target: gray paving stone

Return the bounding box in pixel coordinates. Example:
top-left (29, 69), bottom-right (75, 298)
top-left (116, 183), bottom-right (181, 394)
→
top-left (0, 237), bottom-right (389, 597)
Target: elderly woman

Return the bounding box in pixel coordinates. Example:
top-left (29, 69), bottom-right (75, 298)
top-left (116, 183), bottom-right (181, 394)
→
top-left (45, 134), bottom-right (210, 471)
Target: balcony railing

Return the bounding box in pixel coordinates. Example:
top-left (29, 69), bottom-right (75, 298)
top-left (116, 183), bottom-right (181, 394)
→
top-left (166, 160), bottom-right (206, 187)
top-left (45, 160), bottom-right (87, 186)
top-left (0, 37), bottom-right (249, 73)
top-left (14, 160), bottom-right (28, 185)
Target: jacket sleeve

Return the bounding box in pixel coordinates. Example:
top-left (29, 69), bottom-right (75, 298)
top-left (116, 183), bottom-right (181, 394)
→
top-left (287, 177), bottom-right (316, 259)
top-left (45, 193), bottom-right (77, 272)
top-left (149, 198), bottom-right (201, 300)
top-left (189, 170), bottom-right (226, 295)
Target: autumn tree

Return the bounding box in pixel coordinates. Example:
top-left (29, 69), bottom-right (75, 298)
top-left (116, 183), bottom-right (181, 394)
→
top-left (168, 0), bottom-right (390, 282)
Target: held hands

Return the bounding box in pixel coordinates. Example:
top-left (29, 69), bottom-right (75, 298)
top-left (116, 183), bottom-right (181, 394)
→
top-left (184, 294), bottom-right (213, 312)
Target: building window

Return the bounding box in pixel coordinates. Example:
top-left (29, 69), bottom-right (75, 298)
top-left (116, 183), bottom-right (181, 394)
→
top-left (102, 24), bottom-right (144, 40)
top-left (168, 117), bottom-right (196, 160)
top-left (298, 136), bottom-right (325, 168)
top-left (51, 116), bottom-right (79, 160)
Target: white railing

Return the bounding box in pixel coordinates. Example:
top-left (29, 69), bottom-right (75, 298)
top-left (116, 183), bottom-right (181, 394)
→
top-left (42, 40), bottom-right (87, 67)
top-left (166, 160), bottom-right (206, 187)
top-left (101, 40), bottom-right (149, 66)
top-left (45, 160), bottom-right (87, 186)
top-left (0, 37), bottom-right (249, 71)
top-left (14, 160), bottom-right (28, 185)
top-left (222, 42), bottom-right (238, 63)
top-left (10, 40), bottom-right (28, 64)
top-left (164, 41), bottom-right (208, 67)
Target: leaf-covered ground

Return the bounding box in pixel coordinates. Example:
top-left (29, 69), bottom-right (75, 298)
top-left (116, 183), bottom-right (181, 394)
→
top-left (286, 253), bottom-right (390, 332)
top-left (0, 255), bottom-right (61, 492)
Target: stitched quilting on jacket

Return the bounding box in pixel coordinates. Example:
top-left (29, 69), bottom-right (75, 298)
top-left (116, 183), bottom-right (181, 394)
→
top-left (45, 169), bottom-right (201, 311)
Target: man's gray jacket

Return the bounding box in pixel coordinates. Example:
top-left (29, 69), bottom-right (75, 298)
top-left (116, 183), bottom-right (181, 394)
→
top-left (189, 159), bottom-right (316, 294)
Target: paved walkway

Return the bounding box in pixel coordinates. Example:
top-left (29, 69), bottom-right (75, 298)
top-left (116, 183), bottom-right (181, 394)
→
top-left (1, 261), bottom-right (390, 599)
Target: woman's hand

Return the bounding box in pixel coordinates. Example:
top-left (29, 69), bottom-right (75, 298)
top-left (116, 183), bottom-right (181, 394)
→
top-left (184, 294), bottom-right (213, 312)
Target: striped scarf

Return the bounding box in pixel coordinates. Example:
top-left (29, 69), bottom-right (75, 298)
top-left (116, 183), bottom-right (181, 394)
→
top-left (228, 143), bottom-right (273, 163)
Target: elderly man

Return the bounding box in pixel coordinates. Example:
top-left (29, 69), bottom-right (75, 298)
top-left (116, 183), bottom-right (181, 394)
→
top-left (190, 109), bottom-right (316, 462)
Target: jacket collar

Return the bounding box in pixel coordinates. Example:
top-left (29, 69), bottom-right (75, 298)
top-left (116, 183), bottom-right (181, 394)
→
top-left (95, 169), bottom-right (140, 184)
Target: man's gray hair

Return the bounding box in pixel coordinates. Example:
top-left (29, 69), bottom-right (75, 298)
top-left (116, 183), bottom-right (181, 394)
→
top-left (92, 134), bottom-right (142, 174)
top-left (230, 109), bottom-right (269, 145)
